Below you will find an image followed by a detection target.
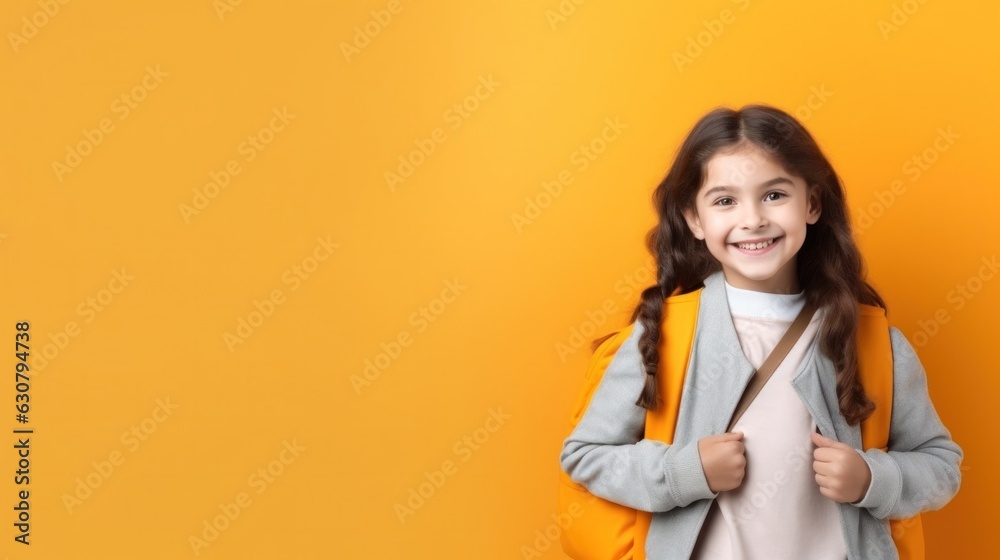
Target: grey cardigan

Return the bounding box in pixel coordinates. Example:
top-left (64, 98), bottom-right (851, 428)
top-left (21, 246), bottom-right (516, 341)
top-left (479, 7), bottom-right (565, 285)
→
top-left (559, 271), bottom-right (963, 559)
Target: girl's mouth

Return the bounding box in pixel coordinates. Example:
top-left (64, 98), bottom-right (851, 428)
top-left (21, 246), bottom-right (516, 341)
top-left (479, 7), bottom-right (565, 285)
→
top-left (731, 236), bottom-right (782, 254)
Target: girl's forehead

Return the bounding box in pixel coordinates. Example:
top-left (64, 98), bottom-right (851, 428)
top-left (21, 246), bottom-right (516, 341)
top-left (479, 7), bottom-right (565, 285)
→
top-left (704, 149), bottom-right (784, 178)
top-left (699, 148), bottom-right (805, 191)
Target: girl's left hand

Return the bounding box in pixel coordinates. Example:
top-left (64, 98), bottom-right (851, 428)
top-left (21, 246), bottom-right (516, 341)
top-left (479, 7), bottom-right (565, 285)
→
top-left (811, 432), bottom-right (872, 503)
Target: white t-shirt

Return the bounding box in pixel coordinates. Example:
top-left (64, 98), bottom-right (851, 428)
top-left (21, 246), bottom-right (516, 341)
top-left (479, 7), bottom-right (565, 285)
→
top-left (691, 281), bottom-right (847, 560)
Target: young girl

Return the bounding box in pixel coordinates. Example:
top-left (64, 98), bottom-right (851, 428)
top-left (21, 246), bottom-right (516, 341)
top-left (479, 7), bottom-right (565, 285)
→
top-left (559, 104), bottom-right (963, 559)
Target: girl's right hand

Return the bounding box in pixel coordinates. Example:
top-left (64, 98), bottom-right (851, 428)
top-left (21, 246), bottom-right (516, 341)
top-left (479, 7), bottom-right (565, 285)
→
top-left (697, 432), bottom-right (746, 493)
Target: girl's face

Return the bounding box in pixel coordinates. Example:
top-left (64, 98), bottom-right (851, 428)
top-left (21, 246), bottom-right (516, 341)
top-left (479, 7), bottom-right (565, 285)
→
top-left (682, 146), bottom-right (821, 294)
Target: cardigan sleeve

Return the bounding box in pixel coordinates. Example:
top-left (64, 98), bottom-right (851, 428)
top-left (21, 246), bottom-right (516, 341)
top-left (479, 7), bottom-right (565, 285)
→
top-left (851, 327), bottom-right (963, 519)
top-left (559, 319), bottom-right (718, 512)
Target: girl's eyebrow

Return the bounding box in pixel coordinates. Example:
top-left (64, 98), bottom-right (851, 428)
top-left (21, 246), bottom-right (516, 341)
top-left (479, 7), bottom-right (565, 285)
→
top-left (702, 177), bottom-right (795, 199)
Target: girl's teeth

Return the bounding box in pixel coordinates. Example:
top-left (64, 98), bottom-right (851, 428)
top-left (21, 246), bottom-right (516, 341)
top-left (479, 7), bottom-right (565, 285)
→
top-left (738, 238), bottom-right (774, 250)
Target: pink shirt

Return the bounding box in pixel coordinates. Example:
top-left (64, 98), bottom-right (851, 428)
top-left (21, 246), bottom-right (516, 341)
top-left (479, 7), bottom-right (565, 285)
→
top-left (692, 281), bottom-right (847, 560)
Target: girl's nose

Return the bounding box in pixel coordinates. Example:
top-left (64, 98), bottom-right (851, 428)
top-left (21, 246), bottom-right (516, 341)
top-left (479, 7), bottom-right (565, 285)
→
top-left (740, 205), bottom-right (767, 229)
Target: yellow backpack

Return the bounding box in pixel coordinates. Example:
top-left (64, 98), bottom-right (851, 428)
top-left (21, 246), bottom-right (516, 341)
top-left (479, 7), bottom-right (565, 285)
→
top-left (557, 287), bottom-right (924, 559)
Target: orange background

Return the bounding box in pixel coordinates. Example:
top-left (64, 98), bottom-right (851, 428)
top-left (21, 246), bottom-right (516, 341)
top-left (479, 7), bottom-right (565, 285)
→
top-left (1, 1), bottom-right (996, 558)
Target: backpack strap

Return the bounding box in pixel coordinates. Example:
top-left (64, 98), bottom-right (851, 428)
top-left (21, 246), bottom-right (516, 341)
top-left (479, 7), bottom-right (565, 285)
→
top-left (857, 303), bottom-right (925, 560)
top-left (857, 304), bottom-right (894, 450)
top-left (644, 288), bottom-right (702, 438)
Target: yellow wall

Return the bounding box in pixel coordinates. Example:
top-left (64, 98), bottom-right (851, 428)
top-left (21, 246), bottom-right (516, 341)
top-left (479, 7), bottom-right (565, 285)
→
top-left (1, 1), bottom-right (995, 558)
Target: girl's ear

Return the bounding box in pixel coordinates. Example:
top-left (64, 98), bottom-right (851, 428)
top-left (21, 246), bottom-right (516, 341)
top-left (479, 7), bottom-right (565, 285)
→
top-left (806, 186), bottom-right (822, 225)
top-left (682, 208), bottom-right (706, 240)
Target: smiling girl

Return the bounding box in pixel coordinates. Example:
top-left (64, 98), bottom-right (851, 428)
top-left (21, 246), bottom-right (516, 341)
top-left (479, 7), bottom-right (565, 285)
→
top-left (559, 104), bottom-right (963, 559)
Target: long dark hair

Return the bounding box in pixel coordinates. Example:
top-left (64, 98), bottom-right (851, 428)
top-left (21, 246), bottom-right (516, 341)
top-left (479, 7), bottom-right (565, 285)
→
top-left (602, 104), bottom-right (885, 426)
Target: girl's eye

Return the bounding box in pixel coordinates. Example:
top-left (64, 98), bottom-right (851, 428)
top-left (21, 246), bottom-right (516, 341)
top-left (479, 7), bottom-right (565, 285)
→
top-left (764, 192), bottom-right (785, 202)
top-left (714, 197), bottom-right (735, 206)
